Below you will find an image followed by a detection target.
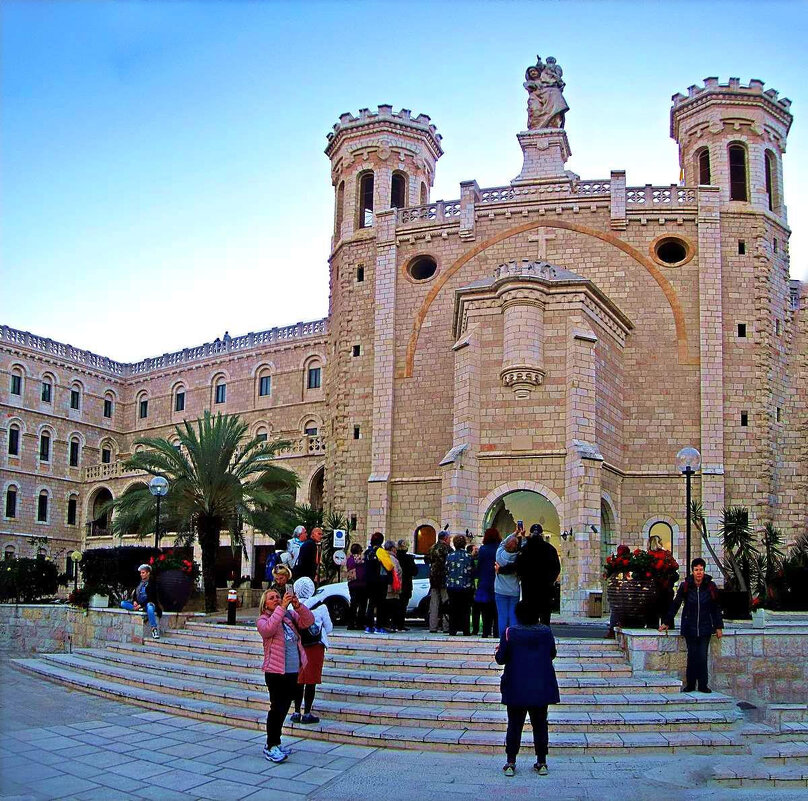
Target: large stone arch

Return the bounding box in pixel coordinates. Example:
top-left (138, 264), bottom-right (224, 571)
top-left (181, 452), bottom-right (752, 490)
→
top-left (478, 480), bottom-right (564, 527)
top-left (402, 219), bottom-right (694, 378)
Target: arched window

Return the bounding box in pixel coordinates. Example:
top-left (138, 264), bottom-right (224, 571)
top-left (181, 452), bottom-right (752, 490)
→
top-left (303, 419), bottom-right (319, 436)
top-left (257, 368), bottom-right (272, 398)
top-left (728, 144), bottom-right (748, 201)
top-left (9, 365), bottom-right (24, 397)
top-left (100, 438), bottom-right (116, 464)
top-left (4, 544), bottom-right (15, 561)
top-left (37, 489), bottom-right (49, 523)
top-left (7, 424), bottom-right (21, 456)
top-left (5, 486), bottom-right (18, 519)
top-left (103, 391), bottom-right (115, 419)
top-left (420, 182), bottom-right (428, 205)
top-left (335, 181), bottom-right (344, 235)
top-left (697, 148), bottom-right (711, 185)
top-left (69, 436), bottom-right (81, 468)
top-left (648, 521), bottom-right (673, 552)
top-left (137, 391), bottom-right (149, 420)
top-left (358, 172), bottom-right (374, 228)
top-left (39, 431), bottom-right (51, 463)
top-left (41, 372), bottom-right (55, 404)
top-left (305, 359), bottom-right (322, 391)
top-left (215, 380), bottom-right (227, 405)
top-left (69, 381), bottom-right (83, 411)
top-left (391, 173), bottom-right (407, 209)
top-left (173, 383), bottom-right (186, 413)
top-left (255, 425), bottom-right (269, 443)
top-left (67, 494), bottom-right (78, 526)
top-left (764, 150), bottom-right (776, 212)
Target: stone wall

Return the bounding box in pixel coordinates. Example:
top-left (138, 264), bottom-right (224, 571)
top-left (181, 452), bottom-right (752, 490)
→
top-left (617, 615), bottom-right (808, 708)
top-left (0, 604), bottom-right (203, 655)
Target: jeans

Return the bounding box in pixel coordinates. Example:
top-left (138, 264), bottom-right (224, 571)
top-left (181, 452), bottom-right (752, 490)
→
top-left (428, 587), bottom-right (449, 632)
top-left (495, 593), bottom-right (519, 633)
top-left (264, 672), bottom-right (298, 747)
top-left (684, 634), bottom-right (711, 689)
top-left (121, 600), bottom-right (157, 629)
top-left (505, 705), bottom-right (548, 762)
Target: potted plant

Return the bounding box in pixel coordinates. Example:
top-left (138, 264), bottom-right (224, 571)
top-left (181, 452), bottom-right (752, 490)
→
top-left (87, 585), bottom-right (111, 608)
top-left (150, 549), bottom-right (201, 612)
top-left (603, 545), bottom-right (678, 628)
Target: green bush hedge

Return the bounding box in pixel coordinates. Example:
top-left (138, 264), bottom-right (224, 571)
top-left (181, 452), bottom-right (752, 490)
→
top-left (0, 557), bottom-right (59, 603)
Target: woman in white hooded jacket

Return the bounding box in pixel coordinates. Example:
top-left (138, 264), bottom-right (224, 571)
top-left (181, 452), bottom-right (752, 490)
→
top-left (289, 577), bottom-right (333, 724)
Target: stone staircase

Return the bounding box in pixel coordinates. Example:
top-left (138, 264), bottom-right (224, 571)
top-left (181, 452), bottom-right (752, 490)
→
top-left (14, 620), bottom-right (749, 755)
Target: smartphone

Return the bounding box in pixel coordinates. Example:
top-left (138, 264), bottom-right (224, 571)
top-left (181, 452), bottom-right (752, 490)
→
top-left (516, 520), bottom-right (524, 530)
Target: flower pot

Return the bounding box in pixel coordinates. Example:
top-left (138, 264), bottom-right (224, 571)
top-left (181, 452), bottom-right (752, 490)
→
top-left (88, 594), bottom-right (109, 609)
top-left (606, 577), bottom-right (659, 628)
top-left (751, 607), bottom-right (767, 627)
top-left (719, 589), bottom-right (751, 620)
top-left (156, 569), bottom-right (193, 612)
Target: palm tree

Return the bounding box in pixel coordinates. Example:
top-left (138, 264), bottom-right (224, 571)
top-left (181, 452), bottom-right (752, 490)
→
top-left (109, 411), bottom-right (299, 611)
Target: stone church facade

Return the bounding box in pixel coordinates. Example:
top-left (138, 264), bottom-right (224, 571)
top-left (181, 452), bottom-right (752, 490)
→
top-left (2, 66), bottom-right (806, 612)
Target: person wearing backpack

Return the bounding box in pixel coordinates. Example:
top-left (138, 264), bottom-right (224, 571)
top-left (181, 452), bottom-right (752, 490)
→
top-left (363, 531), bottom-right (390, 633)
top-left (290, 577), bottom-right (333, 724)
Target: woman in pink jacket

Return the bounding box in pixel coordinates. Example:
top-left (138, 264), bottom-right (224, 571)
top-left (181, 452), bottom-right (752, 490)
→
top-left (256, 587), bottom-right (315, 763)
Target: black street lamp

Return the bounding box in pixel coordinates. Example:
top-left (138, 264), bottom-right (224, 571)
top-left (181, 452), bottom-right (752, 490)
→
top-left (675, 447), bottom-right (702, 571)
top-left (149, 476), bottom-right (169, 549)
top-left (70, 550), bottom-right (82, 592)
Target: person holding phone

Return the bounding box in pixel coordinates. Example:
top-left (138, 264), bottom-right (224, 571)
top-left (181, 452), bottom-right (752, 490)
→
top-left (256, 588), bottom-right (315, 763)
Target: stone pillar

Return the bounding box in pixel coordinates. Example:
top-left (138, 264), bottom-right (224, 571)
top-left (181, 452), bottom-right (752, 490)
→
top-left (512, 129), bottom-right (571, 184)
top-left (562, 324), bottom-right (603, 615)
top-left (500, 290), bottom-right (545, 398)
top-left (610, 170), bottom-right (627, 230)
top-left (696, 186), bottom-right (726, 569)
top-left (367, 209), bottom-right (397, 535)
top-left (459, 179), bottom-right (479, 241)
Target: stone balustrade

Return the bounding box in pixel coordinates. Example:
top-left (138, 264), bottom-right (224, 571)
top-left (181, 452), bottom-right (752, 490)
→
top-left (1, 319), bottom-right (328, 378)
top-left (83, 461), bottom-right (146, 482)
top-left (398, 200), bottom-right (461, 225)
top-left (625, 184), bottom-right (697, 207)
top-left (277, 434), bottom-right (326, 458)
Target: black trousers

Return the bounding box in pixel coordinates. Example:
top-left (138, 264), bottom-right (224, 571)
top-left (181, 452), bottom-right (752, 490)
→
top-left (523, 589), bottom-right (553, 626)
top-left (365, 582), bottom-right (388, 629)
top-left (505, 705), bottom-right (548, 762)
top-left (447, 588), bottom-right (472, 635)
top-left (684, 634), bottom-right (711, 690)
top-left (393, 594), bottom-right (411, 629)
top-left (348, 585), bottom-right (368, 628)
top-left (264, 671), bottom-right (298, 747)
top-left (293, 682), bottom-right (316, 713)
top-left (478, 600), bottom-right (498, 637)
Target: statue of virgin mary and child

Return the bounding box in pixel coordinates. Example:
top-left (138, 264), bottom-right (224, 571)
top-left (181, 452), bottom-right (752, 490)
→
top-left (524, 55), bottom-right (569, 130)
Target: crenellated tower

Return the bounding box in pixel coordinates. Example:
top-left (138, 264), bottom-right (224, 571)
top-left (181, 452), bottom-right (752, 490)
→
top-left (671, 77), bottom-right (792, 219)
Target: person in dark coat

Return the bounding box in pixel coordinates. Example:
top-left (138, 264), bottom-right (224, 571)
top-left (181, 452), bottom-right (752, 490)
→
top-left (293, 527), bottom-right (322, 582)
top-left (495, 600), bottom-right (560, 776)
top-left (516, 524), bottom-right (561, 625)
top-left (474, 528), bottom-right (501, 637)
top-left (660, 557), bottom-right (724, 692)
top-left (395, 540), bottom-right (418, 631)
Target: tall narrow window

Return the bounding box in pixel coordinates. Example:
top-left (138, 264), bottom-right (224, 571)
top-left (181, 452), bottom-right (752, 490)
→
top-left (737, 323), bottom-right (747, 338)
top-left (697, 149), bottom-right (711, 185)
top-left (764, 151), bottom-right (775, 211)
top-left (70, 389), bottom-right (80, 410)
top-left (37, 491), bottom-right (48, 523)
top-left (103, 398), bottom-right (113, 418)
top-left (8, 425), bottom-right (20, 456)
top-left (67, 497), bottom-right (77, 526)
top-left (420, 182), bottom-right (428, 204)
top-left (69, 438), bottom-right (80, 468)
top-left (175, 390), bottom-right (185, 412)
top-left (738, 240), bottom-right (746, 255)
top-left (335, 181), bottom-right (344, 235)
top-left (391, 173), bottom-right (406, 208)
top-left (358, 173), bottom-right (374, 228)
top-left (259, 376), bottom-right (271, 397)
top-left (729, 145), bottom-right (748, 201)
top-left (741, 411), bottom-right (749, 427)
top-left (356, 265), bottom-right (364, 282)
top-left (5, 487), bottom-right (17, 518)
top-left (101, 447), bottom-right (112, 464)
top-left (307, 367), bottom-right (322, 390)
top-left (215, 382), bottom-right (226, 404)
top-left (41, 381), bottom-right (52, 403)
top-left (39, 433), bottom-right (50, 462)
top-left (139, 399), bottom-right (148, 419)
top-left (10, 374), bottom-right (22, 395)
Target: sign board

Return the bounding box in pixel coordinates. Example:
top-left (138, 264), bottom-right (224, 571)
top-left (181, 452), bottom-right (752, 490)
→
top-left (332, 529), bottom-right (347, 550)
top-left (332, 549), bottom-right (346, 566)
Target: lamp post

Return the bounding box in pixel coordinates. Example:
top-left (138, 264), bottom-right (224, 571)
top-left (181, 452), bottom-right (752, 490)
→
top-left (149, 476), bottom-right (169, 549)
top-left (675, 447), bottom-right (702, 571)
top-left (70, 550), bottom-right (82, 593)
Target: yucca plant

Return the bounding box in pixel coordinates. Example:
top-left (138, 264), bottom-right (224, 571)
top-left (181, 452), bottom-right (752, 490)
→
top-left (108, 411), bottom-right (299, 611)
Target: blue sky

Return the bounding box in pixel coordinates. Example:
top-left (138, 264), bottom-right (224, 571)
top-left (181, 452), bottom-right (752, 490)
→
top-left (2, 0), bottom-right (807, 361)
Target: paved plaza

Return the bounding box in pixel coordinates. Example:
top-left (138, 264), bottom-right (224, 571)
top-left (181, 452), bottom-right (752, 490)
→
top-left (1, 655), bottom-right (805, 801)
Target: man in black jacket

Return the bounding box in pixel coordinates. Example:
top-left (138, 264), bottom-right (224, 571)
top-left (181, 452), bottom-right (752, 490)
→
top-left (294, 527), bottom-right (322, 583)
top-left (516, 524), bottom-right (560, 626)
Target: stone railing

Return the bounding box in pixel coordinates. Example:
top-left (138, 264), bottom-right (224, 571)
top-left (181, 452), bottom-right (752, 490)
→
top-left (277, 435), bottom-right (326, 458)
top-left (1, 319), bottom-right (328, 379)
top-left (398, 200), bottom-right (461, 225)
top-left (83, 460), bottom-right (146, 483)
top-left (573, 180), bottom-right (611, 195)
top-left (626, 185), bottom-right (697, 207)
top-left (479, 186), bottom-right (516, 204)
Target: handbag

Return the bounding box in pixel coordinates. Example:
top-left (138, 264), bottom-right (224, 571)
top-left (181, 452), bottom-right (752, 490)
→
top-left (391, 569), bottom-right (402, 593)
top-left (299, 621), bottom-right (322, 647)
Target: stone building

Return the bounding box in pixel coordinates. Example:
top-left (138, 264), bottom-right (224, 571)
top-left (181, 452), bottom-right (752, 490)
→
top-left (2, 64), bottom-right (806, 612)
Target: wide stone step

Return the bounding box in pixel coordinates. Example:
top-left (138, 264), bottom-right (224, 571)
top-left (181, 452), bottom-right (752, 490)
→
top-left (39, 651), bottom-right (741, 732)
top-left (758, 741), bottom-right (808, 763)
top-left (12, 657), bottom-right (746, 754)
top-left (712, 764), bottom-right (808, 788)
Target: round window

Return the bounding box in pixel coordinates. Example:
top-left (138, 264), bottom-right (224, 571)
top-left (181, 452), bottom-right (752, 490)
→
top-left (653, 237), bottom-right (690, 266)
top-left (407, 256), bottom-right (437, 282)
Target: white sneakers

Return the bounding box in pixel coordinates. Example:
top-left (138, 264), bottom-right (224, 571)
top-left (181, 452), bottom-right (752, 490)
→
top-left (263, 744), bottom-right (287, 763)
top-left (151, 627), bottom-right (160, 640)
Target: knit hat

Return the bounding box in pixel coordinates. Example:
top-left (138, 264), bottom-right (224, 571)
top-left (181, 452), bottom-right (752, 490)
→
top-left (293, 577), bottom-right (315, 601)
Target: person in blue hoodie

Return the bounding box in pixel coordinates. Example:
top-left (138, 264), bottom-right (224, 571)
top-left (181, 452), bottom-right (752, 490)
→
top-left (495, 600), bottom-right (559, 777)
top-left (660, 557), bottom-right (724, 693)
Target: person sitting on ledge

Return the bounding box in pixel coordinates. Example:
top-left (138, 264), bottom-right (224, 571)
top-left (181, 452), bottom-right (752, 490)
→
top-left (121, 563), bottom-right (162, 640)
top-left (659, 557), bottom-right (723, 693)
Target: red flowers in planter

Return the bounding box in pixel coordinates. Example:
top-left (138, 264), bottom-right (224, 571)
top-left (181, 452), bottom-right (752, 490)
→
top-left (604, 544), bottom-right (679, 586)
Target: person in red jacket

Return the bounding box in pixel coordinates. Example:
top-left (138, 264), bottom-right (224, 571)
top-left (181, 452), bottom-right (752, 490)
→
top-left (256, 588), bottom-right (314, 763)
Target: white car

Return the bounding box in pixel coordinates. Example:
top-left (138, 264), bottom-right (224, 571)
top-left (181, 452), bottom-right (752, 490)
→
top-left (309, 555), bottom-right (430, 625)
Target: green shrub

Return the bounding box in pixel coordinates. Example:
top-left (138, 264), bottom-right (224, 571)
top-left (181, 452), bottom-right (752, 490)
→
top-left (0, 557), bottom-right (59, 603)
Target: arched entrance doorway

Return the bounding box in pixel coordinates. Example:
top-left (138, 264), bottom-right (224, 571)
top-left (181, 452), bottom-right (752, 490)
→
top-left (89, 488), bottom-right (113, 537)
top-left (414, 524), bottom-right (436, 554)
top-left (309, 466), bottom-right (324, 510)
top-left (483, 490), bottom-right (561, 550)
